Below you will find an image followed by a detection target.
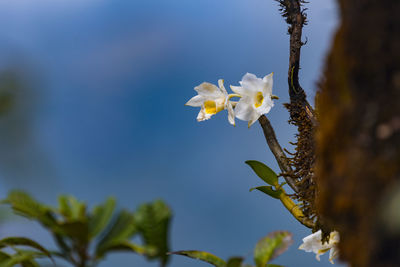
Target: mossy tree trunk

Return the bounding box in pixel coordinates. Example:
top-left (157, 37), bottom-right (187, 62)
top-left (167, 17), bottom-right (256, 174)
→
top-left (316, 1), bottom-right (400, 266)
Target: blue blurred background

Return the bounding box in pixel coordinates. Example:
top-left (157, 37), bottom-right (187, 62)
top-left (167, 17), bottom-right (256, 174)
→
top-left (0, 0), bottom-right (342, 266)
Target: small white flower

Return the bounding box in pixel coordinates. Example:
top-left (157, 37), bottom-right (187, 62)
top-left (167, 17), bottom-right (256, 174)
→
top-left (230, 72), bottom-right (274, 127)
top-left (186, 79), bottom-right (235, 125)
top-left (299, 230), bottom-right (340, 264)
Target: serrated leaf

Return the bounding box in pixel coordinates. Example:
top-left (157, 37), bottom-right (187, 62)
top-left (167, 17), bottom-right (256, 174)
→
top-left (134, 200), bottom-right (172, 266)
top-left (0, 237), bottom-right (51, 259)
top-left (169, 251), bottom-right (226, 267)
top-left (89, 197), bottom-right (116, 239)
top-left (245, 161), bottom-right (278, 186)
top-left (226, 256), bottom-right (244, 267)
top-left (249, 186), bottom-right (283, 199)
top-left (1, 191), bottom-right (56, 227)
top-left (95, 210), bottom-right (137, 257)
top-left (254, 231), bottom-right (293, 267)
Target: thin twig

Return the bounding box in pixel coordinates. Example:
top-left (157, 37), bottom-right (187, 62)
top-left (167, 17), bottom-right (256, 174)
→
top-left (258, 115), bottom-right (299, 193)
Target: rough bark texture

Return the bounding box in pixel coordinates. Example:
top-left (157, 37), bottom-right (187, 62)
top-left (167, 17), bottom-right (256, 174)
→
top-left (275, 0), bottom-right (319, 230)
top-left (316, 1), bottom-right (400, 266)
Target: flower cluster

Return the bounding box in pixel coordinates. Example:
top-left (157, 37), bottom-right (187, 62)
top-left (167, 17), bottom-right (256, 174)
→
top-left (185, 73), bottom-right (275, 127)
top-left (299, 230), bottom-right (340, 264)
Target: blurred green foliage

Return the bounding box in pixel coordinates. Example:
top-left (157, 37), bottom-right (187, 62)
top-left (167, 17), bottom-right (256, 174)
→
top-left (0, 191), bottom-right (172, 267)
top-left (170, 231), bottom-right (293, 267)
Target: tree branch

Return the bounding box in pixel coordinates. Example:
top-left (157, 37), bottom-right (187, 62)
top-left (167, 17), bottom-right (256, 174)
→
top-left (258, 115), bottom-right (298, 193)
top-left (277, 0), bottom-right (317, 124)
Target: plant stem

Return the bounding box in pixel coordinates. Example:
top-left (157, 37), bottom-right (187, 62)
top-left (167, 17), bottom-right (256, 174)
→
top-left (278, 189), bottom-right (314, 228)
top-left (258, 115), bottom-right (299, 193)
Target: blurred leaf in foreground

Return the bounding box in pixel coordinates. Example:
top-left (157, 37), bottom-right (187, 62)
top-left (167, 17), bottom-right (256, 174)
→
top-left (1, 190), bottom-right (172, 267)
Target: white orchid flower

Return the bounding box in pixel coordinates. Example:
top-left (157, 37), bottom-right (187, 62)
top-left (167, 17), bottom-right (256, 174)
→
top-left (230, 72), bottom-right (275, 127)
top-left (299, 230), bottom-right (340, 264)
top-left (186, 79), bottom-right (235, 125)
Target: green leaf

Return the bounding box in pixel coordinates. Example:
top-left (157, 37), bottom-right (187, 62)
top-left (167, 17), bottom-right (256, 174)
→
top-left (0, 251), bottom-right (37, 267)
top-left (21, 259), bottom-right (40, 267)
top-left (254, 231), bottom-right (293, 267)
top-left (89, 197), bottom-right (116, 238)
top-left (245, 161), bottom-right (278, 186)
top-left (226, 256), bottom-right (244, 267)
top-left (134, 200), bottom-right (172, 266)
top-left (97, 240), bottom-right (157, 257)
top-left (249, 186), bottom-right (283, 199)
top-left (95, 210), bottom-right (137, 257)
top-left (0, 252), bottom-right (10, 262)
top-left (1, 191), bottom-right (56, 227)
top-left (56, 221), bottom-right (89, 244)
top-left (58, 195), bottom-right (72, 218)
top-left (0, 237), bottom-right (51, 259)
top-left (169, 251), bottom-right (226, 267)
top-left (52, 234), bottom-right (70, 255)
top-left (57, 195), bottom-right (86, 221)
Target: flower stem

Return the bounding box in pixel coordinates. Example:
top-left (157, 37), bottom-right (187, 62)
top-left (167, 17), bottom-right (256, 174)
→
top-left (227, 94), bottom-right (242, 100)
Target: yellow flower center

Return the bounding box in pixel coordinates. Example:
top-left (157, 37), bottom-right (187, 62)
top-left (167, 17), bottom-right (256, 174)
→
top-left (254, 92), bottom-right (264, 108)
top-left (204, 100), bottom-right (217, 114)
top-left (204, 100), bottom-right (224, 115)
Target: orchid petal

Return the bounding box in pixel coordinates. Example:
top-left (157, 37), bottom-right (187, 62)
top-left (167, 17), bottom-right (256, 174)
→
top-left (218, 79), bottom-right (228, 95)
top-left (234, 97), bottom-right (256, 121)
top-left (197, 108), bottom-right (212, 121)
top-left (240, 73), bottom-right (265, 93)
top-left (226, 101), bottom-right (235, 125)
top-left (230, 85), bottom-right (247, 96)
top-left (247, 110), bottom-right (261, 127)
top-left (185, 95), bottom-right (204, 107)
top-left (194, 82), bottom-right (220, 97)
top-left (299, 230), bottom-right (340, 264)
top-left (329, 246), bottom-right (339, 264)
top-left (262, 72), bottom-right (274, 95)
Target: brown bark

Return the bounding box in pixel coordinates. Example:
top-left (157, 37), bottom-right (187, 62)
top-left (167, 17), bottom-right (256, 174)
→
top-left (275, 0), bottom-right (319, 229)
top-left (316, 0), bottom-right (400, 266)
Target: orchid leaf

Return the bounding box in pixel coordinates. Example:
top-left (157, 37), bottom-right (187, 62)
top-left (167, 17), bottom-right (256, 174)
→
top-left (249, 186), bottom-right (282, 199)
top-left (245, 161), bottom-right (278, 186)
